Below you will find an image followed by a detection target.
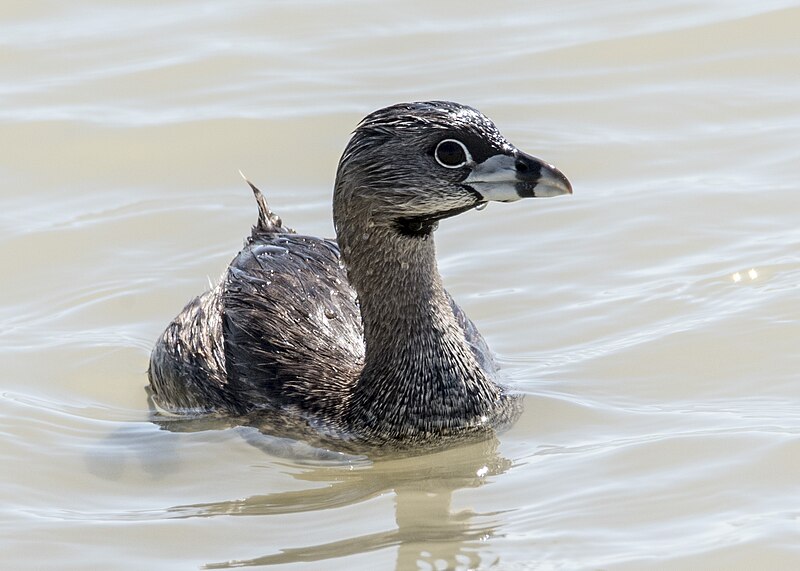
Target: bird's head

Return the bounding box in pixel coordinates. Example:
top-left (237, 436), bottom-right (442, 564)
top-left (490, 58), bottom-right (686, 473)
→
top-left (333, 100), bottom-right (572, 239)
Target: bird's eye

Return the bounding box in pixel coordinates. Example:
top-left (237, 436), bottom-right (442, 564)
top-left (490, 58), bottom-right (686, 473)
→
top-left (434, 139), bottom-right (471, 169)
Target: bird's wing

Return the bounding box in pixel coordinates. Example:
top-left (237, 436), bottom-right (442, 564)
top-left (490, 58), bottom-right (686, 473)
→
top-left (221, 233), bottom-right (365, 415)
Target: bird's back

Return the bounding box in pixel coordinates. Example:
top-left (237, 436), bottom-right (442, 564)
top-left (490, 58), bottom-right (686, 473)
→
top-left (148, 183), bottom-right (365, 417)
top-left (220, 231), bottom-right (364, 416)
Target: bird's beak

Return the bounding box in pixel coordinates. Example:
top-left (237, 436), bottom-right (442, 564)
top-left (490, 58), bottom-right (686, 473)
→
top-left (464, 150), bottom-right (572, 203)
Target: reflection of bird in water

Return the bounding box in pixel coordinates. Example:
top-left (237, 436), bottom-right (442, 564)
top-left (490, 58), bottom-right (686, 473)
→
top-left (148, 101), bottom-right (572, 447)
top-left (166, 436), bottom-right (513, 570)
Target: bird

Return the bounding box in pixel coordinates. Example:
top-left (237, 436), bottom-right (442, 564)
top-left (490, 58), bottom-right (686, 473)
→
top-left (148, 101), bottom-right (572, 449)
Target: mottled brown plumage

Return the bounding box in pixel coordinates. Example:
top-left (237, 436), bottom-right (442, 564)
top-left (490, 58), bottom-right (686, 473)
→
top-left (148, 101), bottom-right (571, 449)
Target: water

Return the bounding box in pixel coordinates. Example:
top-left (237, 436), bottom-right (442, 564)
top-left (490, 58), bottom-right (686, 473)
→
top-left (2, 1), bottom-right (799, 569)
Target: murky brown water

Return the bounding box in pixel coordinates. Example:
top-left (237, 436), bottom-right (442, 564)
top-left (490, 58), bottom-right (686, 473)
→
top-left (2, 2), bottom-right (799, 569)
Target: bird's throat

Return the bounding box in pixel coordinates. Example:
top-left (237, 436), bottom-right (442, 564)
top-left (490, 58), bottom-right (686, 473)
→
top-left (342, 225), bottom-right (498, 436)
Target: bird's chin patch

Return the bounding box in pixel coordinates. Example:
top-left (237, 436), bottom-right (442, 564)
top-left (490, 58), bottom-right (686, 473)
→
top-left (393, 217), bottom-right (439, 238)
top-left (393, 202), bottom-right (480, 239)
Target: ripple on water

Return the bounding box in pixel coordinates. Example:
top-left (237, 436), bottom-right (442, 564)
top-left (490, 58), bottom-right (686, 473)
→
top-left (1, 1), bottom-right (799, 569)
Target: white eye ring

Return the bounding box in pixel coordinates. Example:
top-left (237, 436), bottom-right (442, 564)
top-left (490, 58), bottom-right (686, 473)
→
top-left (434, 138), bottom-right (472, 169)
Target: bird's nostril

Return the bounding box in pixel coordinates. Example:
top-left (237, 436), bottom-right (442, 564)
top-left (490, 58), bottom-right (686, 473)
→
top-left (515, 160), bottom-right (529, 174)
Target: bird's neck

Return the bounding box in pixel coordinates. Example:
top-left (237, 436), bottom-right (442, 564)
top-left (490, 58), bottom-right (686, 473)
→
top-left (344, 222), bottom-right (451, 360)
top-left (338, 220), bottom-right (502, 440)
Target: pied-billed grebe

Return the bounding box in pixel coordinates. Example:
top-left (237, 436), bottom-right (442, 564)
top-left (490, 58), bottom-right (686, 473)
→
top-left (149, 101), bottom-right (571, 447)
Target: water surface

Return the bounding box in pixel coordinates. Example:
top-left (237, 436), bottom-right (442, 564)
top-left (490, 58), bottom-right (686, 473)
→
top-left (2, 1), bottom-right (799, 569)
